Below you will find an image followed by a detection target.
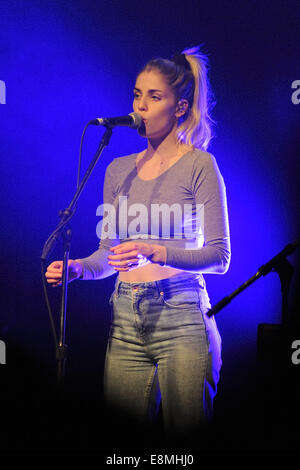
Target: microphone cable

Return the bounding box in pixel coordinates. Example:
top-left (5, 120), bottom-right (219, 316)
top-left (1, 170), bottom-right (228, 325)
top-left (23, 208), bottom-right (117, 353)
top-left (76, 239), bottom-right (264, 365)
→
top-left (41, 120), bottom-right (94, 356)
top-left (77, 120), bottom-right (94, 190)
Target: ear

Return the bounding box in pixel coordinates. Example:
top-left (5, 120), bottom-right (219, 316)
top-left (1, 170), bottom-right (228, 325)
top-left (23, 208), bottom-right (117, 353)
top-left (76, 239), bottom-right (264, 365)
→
top-left (175, 99), bottom-right (189, 118)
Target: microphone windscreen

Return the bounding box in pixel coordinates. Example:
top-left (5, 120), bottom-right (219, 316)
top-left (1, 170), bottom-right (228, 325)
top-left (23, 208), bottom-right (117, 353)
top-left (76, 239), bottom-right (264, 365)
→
top-left (129, 112), bottom-right (142, 129)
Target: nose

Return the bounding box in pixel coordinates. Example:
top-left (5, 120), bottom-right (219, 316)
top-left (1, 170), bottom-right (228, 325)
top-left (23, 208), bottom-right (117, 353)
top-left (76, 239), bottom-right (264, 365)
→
top-left (137, 97), bottom-right (148, 112)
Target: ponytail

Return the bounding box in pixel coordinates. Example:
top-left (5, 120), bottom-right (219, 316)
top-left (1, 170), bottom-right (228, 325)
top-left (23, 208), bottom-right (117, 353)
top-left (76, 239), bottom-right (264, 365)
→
top-left (177, 46), bottom-right (215, 150)
top-left (138, 45), bottom-right (215, 150)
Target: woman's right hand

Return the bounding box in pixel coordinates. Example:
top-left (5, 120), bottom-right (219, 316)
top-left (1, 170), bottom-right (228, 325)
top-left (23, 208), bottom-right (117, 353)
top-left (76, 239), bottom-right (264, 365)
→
top-left (45, 259), bottom-right (83, 287)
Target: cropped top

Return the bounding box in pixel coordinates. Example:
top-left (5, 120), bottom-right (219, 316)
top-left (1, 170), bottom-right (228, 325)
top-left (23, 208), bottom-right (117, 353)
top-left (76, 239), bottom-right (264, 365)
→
top-left (78, 148), bottom-right (231, 280)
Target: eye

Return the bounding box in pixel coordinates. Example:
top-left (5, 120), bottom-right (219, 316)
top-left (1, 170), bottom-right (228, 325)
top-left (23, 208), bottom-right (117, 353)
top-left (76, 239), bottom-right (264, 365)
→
top-left (133, 91), bottom-right (141, 99)
top-left (151, 95), bottom-right (161, 101)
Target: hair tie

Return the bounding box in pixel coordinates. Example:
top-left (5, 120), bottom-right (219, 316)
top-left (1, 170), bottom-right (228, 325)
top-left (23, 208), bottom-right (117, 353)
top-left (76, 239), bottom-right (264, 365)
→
top-left (172, 53), bottom-right (191, 70)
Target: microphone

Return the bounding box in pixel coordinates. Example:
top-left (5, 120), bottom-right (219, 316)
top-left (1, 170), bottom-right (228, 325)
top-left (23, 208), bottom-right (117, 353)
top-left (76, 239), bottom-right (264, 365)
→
top-left (90, 112), bottom-right (142, 129)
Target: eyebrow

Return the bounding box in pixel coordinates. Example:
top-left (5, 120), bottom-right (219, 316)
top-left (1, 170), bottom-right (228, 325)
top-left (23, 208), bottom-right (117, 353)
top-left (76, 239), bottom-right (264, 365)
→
top-left (134, 87), bottom-right (163, 93)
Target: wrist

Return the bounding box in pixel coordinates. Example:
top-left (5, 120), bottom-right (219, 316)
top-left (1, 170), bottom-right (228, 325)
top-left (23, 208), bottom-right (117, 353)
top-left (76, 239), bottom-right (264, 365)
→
top-left (74, 259), bottom-right (84, 279)
top-left (151, 245), bottom-right (167, 266)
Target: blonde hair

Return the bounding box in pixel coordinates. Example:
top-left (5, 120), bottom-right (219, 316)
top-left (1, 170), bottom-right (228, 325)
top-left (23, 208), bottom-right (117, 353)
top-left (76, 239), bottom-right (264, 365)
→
top-left (138, 45), bottom-right (215, 150)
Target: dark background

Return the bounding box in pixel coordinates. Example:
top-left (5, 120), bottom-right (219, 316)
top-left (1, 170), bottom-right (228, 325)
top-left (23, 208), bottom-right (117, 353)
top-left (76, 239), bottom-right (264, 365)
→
top-left (0, 0), bottom-right (300, 454)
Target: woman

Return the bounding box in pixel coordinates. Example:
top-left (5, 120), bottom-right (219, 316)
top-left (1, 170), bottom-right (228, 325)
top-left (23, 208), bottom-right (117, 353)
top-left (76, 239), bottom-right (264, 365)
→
top-left (46, 46), bottom-right (230, 444)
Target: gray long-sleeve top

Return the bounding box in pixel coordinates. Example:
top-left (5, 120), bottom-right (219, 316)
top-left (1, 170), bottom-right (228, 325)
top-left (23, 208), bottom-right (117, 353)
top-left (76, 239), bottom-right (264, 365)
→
top-left (78, 148), bottom-right (231, 280)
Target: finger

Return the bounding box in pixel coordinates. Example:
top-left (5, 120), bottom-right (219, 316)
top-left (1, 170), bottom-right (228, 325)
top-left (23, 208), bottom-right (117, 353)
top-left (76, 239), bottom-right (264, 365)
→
top-left (46, 273), bottom-right (62, 280)
top-left (46, 265), bottom-right (63, 273)
top-left (108, 256), bottom-right (140, 267)
top-left (49, 262), bottom-right (63, 269)
top-left (45, 272), bottom-right (62, 279)
top-left (110, 244), bottom-right (124, 251)
top-left (128, 258), bottom-right (140, 266)
top-left (110, 243), bottom-right (139, 254)
top-left (108, 250), bottom-right (139, 260)
top-left (45, 271), bottom-right (62, 279)
top-left (112, 259), bottom-right (141, 272)
top-left (47, 278), bottom-right (61, 284)
top-left (113, 261), bottom-right (140, 271)
top-left (110, 246), bottom-right (118, 252)
top-left (108, 260), bottom-right (130, 268)
top-left (109, 248), bottom-right (127, 255)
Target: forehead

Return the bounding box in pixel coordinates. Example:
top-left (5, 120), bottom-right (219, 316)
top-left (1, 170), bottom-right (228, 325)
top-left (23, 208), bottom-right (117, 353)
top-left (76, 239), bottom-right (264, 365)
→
top-left (135, 70), bottom-right (170, 92)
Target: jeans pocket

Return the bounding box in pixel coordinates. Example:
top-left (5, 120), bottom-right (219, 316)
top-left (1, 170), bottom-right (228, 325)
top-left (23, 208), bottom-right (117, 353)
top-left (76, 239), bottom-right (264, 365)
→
top-left (161, 288), bottom-right (200, 309)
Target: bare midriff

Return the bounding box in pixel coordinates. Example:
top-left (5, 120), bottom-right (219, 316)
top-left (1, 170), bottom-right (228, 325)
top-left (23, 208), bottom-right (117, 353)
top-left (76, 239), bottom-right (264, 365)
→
top-left (118, 263), bottom-right (185, 283)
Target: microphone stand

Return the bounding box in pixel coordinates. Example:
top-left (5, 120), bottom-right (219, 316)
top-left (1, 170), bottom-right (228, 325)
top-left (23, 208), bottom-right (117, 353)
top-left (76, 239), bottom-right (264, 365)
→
top-left (206, 239), bottom-right (300, 322)
top-left (206, 241), bottom-right (300, 439)
top-left (41, 125), bottom-right (113, 385)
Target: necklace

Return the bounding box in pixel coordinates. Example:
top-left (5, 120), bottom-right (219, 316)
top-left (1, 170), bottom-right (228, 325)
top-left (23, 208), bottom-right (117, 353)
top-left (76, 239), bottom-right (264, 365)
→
top-left (159, 145), bottom-right (188, 165)
top-left (137, 145), bottom-right (191, 168)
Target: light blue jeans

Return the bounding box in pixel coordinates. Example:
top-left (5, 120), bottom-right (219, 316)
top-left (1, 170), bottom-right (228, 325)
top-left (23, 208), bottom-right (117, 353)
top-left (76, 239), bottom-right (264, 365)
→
top-left (103, 272), bottom-right (222, 440)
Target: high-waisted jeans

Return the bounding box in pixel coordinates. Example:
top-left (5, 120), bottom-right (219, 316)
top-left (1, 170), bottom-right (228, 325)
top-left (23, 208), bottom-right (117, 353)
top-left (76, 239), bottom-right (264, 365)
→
top-left (103, 272), bottom-right (222, 440)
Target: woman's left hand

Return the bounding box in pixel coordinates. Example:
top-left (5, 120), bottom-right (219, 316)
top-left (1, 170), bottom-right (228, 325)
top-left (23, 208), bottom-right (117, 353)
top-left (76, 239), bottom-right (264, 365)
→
top-left (108, 241), bottom-right (166, 271)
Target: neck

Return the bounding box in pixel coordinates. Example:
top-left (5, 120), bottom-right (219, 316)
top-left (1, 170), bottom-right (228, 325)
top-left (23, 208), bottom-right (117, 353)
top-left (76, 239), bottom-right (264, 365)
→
top-left (146, 125), bottom-right (180, 160)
